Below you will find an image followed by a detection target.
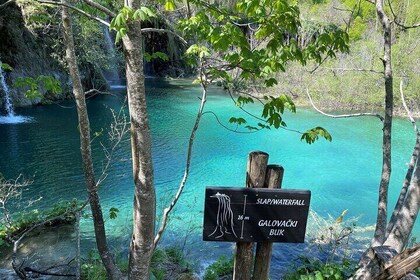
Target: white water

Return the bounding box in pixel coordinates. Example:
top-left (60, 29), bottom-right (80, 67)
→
top-left (0, 61), bottom-right (33, 124)
top-left (0, 61), bottom-right (14, 117)
top-left (103, 27), bottom-right (121, 85)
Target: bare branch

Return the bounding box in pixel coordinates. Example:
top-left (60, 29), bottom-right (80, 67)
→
top-left (96, 105), bottom-right (129, 187)
top-left (37, 0), bottom-right (110, 27)
top-left (400, 80), bottom-right (418, 134)
top-left (318, 67), bottom-right (384, 74)
top-left (203, 111), bottom-right (260, 134)
top-left (0, 0), bottom-right (16, 9)
top-left (141, 28), bottom-right (188, 46)
top-left (154, 67), bottom-right (208, 248)
top-left (84, 88), bottom-right (109, 96)
top-left (387, 0), bottom-right (420, 30)
top-left (81, 0), bottom-right (115, 17)
top-left (306, 88), bottom-right (384, 122)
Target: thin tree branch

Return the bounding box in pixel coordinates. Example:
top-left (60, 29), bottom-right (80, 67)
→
top-left (318, 66), bottom-right (384, 74)
top-left (75, 211), bottom-right (81, 280)
top-left (203, 111), bottom-right (260, 134)
top-left (37, 0), bottom-right (110, 27)
top-left (81, 0), bottom-right (115, 17)
top-left (400, 80), bottom-right (418, 134)
top-left (306, 88), bottom-right (384, 122)
top-left (0, 0), bottom-right (16, 9)
top-left (387, 0), bottom-right (420, 30)
top-left (154, 66), bottom-right (208, 249)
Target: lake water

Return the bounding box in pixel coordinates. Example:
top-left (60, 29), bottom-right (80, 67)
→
top-left (0, 79), bottom-right (418, 277)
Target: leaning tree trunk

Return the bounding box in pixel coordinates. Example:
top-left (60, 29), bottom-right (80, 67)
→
top-left (372, 0), bottom-right (393, 247)
top-left (384, 134), bottom-right (420, 252)
top-left (122, 3), bottom-right (156, 279)
top-left (61, 3), bottom-right (122, 279)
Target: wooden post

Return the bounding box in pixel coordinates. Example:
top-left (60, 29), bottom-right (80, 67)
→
top-left (253, 164), bottom-right (284, 280)
top-left (233, 151), bottom-right (269, 280)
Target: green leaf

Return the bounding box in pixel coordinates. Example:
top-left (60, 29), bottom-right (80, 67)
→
top-left (315, 271), bottom-right (324, 280)
top-left (140, 6), bottom-right (156, 18)
top-left (133, 9), bottom-right (146, 21)
top-left (165, 0), bottom-right (176, 11)
top-left (109, 207), bottom-right (119, 219)
top-left (301, 127), bottom-right (332, 144)
top-left (264, 78), bottom-right (278, 87)
top-left (0, 63), bottom-right (13, 71)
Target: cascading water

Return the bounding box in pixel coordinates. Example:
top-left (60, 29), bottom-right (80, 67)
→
top-left (102, 27), bottom-right (123, 88)
top-left (0, 61), bottom-right (15, 117)
top-left (0, 60), bottom-right (32, 124)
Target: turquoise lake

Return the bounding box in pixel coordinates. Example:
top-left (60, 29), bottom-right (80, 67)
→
top-left (0, 79), bottom-right (418, 276)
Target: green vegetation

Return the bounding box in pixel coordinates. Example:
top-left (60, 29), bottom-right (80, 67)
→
top-left (283, 210), bottom-right (362, 279)
top-left (81, 247), bottom-right (195, 280)
top-left (151, 247), bottom-right (195, 280)
top-left (203, 256), bottom-right (233, 280)
top-left (284, 257), bottom-right (355, 280)
top-left (0, 199), bottom-right (80, 247)
top-left (14, 75), bottom-right (61, 99)
top-left (272, 0), bottom-right (420, 114)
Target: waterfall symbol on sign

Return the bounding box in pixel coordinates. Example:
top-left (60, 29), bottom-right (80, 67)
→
top-left (208, 192), bottom-right (238, 239)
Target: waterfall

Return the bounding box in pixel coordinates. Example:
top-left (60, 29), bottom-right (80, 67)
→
top-left (0, 61), bottom-right (15, 117)
top-left (0, 61), bottom-right (33, 124)
top-left (102, 27), bottom-right (121, 86)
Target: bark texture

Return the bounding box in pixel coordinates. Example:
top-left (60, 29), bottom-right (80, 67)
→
top-left (372, 0), bottom-right (393, 247)
top-left (233, 151), bottom-right (269, 280)
top-left (61, 3), bottom-right (121, 280)
top-left (122, 4), bottom-right (156, 279)
top-left (384, 137), bottom-right (420, 251)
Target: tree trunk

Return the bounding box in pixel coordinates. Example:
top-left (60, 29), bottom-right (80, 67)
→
top-left (386, 135), bottom-right (420, 237)
top-left (384, 138), bottom-right (420, 252)
top-left (372, 0), bottom-right (393, 247)
top-left (61, 3), bottom-right (122, 280)
top-left (122, 4), bottom-right (156, 279)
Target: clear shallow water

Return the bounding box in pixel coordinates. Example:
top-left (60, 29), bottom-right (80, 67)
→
top-left (0, 79), bottom-right (418, 276)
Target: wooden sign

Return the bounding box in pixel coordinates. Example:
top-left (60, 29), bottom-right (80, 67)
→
top-left (203, 187), bottom-right (311, 243)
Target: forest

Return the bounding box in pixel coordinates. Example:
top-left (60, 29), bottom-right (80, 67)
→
top-left (0, 0), bottom-right (419, 279)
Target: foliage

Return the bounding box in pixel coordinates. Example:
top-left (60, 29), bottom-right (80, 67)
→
top-left (203, 256), bottom-right (233, 280)
top-left (179, 0), bottom-right (349, 143)
top-left (284, 256), bottom-right (355, 280)
top-left (81, 250), bottom-right (107, 280)
top-left (0, 198), bottom-right (80, 246)
top-left (109, 6), bottom-right (156, 42)
top-left (150, 247), bottom-right (194, 280)
top-left (144, 52), bottom-right (169, 62)
top-left (13, 75), bottom-right (61, 99)
top-left (0, 63), bottom-right (13, 71)
top-left (301, 127), bottom-right (332, 144)
top-left (109, 207), bottom-right (119, 219)
top-left (284, 210), bottom-right (360, 279)
top-left (275, 0), bottom-right (420, 113)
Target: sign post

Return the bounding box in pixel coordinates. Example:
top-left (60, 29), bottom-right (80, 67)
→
top-left (235, 151), bottom-right (268, 280)
top-left (253, 164), bottom-right (284, 280)
top-left (202, 151), bottom-right (311, 280)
